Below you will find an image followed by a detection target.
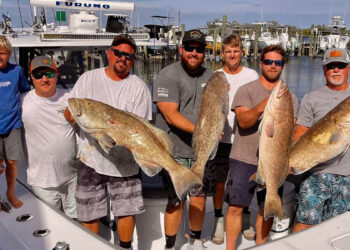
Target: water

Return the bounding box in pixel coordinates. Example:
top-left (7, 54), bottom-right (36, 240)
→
top-left (133, 56), bottom-right (327, 102)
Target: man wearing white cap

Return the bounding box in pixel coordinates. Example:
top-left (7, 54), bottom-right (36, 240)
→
top-left (292, 48), bottom-right (350, 232)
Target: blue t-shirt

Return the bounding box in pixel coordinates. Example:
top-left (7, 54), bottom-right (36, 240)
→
top-left (0, 63), bottom-right (30, 134)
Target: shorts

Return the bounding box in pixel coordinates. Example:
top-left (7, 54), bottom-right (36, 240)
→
top-left (75, 162), bottom-right (144, 222)
top-left (224, 158), bottom-right (283, 210)
top-left (0, 128), bottom-right (24, 161)
top-left (161, 157), bottom-right (216, 206)
top-left (296, 173), bottom-right (350, 225)
top-left (214, 143), bottom-right (232, 183)
top-left (31, 176), bottom-right (78, 219)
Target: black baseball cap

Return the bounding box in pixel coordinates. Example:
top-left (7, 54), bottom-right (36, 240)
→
top-left (111, 34), bottom-right (137, 51)
top-left (182, 29), bottom-right (206, 46)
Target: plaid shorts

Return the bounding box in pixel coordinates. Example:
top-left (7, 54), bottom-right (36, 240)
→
top-left (75, 162), bottom-right (144, 222)
top-left (161, 157), bottom-right (216, 206)
top-left (296, 172), bottom-right (350, 225)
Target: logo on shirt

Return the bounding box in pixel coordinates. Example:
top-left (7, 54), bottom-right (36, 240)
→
top-left (0, 81), bottom-right (11, 87)
top-left (157, 87), bottom-right (169, 97)
top-left (201, 82), bottom-right (207, 88)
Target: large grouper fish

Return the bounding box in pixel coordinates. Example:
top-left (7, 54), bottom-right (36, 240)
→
top-left (289, 96), bottom-right (350, 175)
top-left (67, 98), bottom-right (202, 199)
top-left (191, 71), bottom-right (229, 181)
top-left (251, 80), bottom-right (294, 220)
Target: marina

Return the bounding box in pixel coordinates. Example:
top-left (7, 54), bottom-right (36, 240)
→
top-left (0, 0), bottom-right (350, 250)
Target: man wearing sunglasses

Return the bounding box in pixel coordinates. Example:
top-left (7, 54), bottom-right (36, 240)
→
top-left (225, 45), bottom-right (298, 249)
top-left (64, 34), bottom-right (152, 250)
top-left (292, 48), bottom-right (350, 233)
top-left (153, 29), bottom-right (213, 250)
top-left (21, 56), bottom-right (78, 219)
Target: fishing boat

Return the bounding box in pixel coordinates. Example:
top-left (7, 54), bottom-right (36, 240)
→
top-left (319, 15), bottom-right (349, 52)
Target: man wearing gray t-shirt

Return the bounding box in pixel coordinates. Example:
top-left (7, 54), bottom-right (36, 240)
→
top-left (153, 29), bottom-right (213, 250)
top-left (224, 45), bottom-right (298, 250)
top-left (292, 48), bottom-right (350, 233)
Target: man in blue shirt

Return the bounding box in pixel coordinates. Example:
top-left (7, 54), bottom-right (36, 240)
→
top-left (0, 35), bottom-right (30, 211)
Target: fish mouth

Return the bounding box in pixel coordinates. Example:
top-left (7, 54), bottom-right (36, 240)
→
top-left (276, 81), bottom-right (289, 98)
top-left (67, 98), bottom-right (82, 117)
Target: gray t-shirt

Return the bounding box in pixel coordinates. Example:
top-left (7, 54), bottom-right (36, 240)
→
top-left (153, 61), bottom-right (213, 158)
top-left (229, 79), bottom-right (298, 165)
top-left (297, 84), bottom-right (350, 176)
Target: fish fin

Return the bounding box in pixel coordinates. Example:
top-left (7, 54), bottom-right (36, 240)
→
top-left (222, 101), bottom-right (229, 115)
top-left (265, 121), bottom-right (274, 138)
top-left (328, 130), bottom-right (341, 144)
top-left (149, 126), bottom-right (174, 154)
top-left (139, 165), bottom-right (162, 177)
top-left (168, 163), bottom-right (203, 200)
top-left (249, 172), bottom-right (266, 190)
top-left (92, 132), bottom-right (116, 153)
top-left (342, 144), bottom-right (350, 156)
top-left (258, 120), bottom-right (263, 135)
top-left (264, 191), bottom-right (283, 220)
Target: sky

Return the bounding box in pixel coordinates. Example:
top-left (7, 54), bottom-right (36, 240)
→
top-left (2, 0), bottom-right (350, 30)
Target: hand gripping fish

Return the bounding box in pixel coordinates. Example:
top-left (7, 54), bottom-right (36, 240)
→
top-left (68, 98), bottom-right (202, 200)
top-left (290, 96), bottom-right (350, 175)
top-left (251, 81), bottom-right (294, 220)
top-left (191, 71), bottom-right (229, 181)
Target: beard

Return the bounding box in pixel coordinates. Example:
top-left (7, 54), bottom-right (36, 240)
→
top-left (262, 67), bottom-right (282, 82)
top-left (113, 60), bottom-right (129, 76)
top-left (329, 73), bottom-right (344, 86)
top-left (181, 54), bottom-right (204, 75)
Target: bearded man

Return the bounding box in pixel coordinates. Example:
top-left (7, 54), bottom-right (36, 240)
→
top-left (224, 45), bottom-right (299, 250)
top-left (153, 29), bottom-right (215, 250)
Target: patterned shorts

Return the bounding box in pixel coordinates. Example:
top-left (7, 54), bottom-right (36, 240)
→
top-left (296, 172), bottom-right (350, 225)
top-left (75, 162), bottom-right (144, 222)
top-left (161, 157), bottom-right (216, 206)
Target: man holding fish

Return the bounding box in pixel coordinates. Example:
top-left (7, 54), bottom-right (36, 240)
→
top-left (64, 34), bottom-right (152, 250)
top-left (292, 48), bottom-right (350, 233)
top-left (224, 45), bottom-right (298, 249)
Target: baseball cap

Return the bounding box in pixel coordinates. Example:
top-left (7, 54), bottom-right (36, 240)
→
top-left (182, 29), bottom-right (206, 46)
top-left (323, 48), bottom-right (350, 65)
top-left (111, 34), bottom-right (137, 51)
top-left (30, 56), bottom-right (56, 72)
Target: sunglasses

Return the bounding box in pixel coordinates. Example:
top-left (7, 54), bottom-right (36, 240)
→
top-left (262, 59), bottom-right (284, 67)
top-left (325, 62), bottom-right (348, 70)
top-left (183, 45), bottom-right (206, 53)
top-left (110, 48), bottom-right (135, 60)
top-left (32, 71), bottom-right (56, 79)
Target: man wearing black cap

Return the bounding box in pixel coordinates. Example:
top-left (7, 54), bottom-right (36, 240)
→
top-left (21, 56), bottom-right (78, 219)
top-left (153, 29), bottom-right (214, 250)
top-left (292, 48), bottom-right (350, 233)
top-left (64, 34), bottom-right (152, 250)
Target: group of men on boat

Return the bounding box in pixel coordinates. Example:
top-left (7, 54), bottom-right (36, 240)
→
top-left (0, 28), bottom-right (350, 250)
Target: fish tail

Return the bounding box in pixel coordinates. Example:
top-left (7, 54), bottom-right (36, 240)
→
top-left (264, 192), bottom-right (283, 220)
top-left (169, 163), bottom-right (203, 200)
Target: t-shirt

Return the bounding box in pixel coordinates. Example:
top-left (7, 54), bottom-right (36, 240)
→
top-left (297, 84), bottom-right (350, 176)
top-left (153, 61), bottom-right (213, 158)
top-left (0, 63), bottom-right (30, 134)
top-left (21, 88), bottom-right (77, 188)
top-left (70, 68), bottom-right (152, 177)
top-left (217, 67), bottom-right (259, 143)
top-left (229, 79), bottom-right (299, 165)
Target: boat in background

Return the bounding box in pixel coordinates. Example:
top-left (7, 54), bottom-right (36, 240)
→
top-left (319, 15), bottom-right (349, 52)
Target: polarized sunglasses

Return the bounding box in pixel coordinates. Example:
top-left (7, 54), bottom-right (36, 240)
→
top-left (262, 59), bottom-right (284, 67)
top-left (110, 48), bottom-right (135, 60)
top-left (183, 45), bottom-right (206, 53)
top-left (32, 71), bottom-right (56, 79)
top-left (325, 62), bottom-right (348, 70)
